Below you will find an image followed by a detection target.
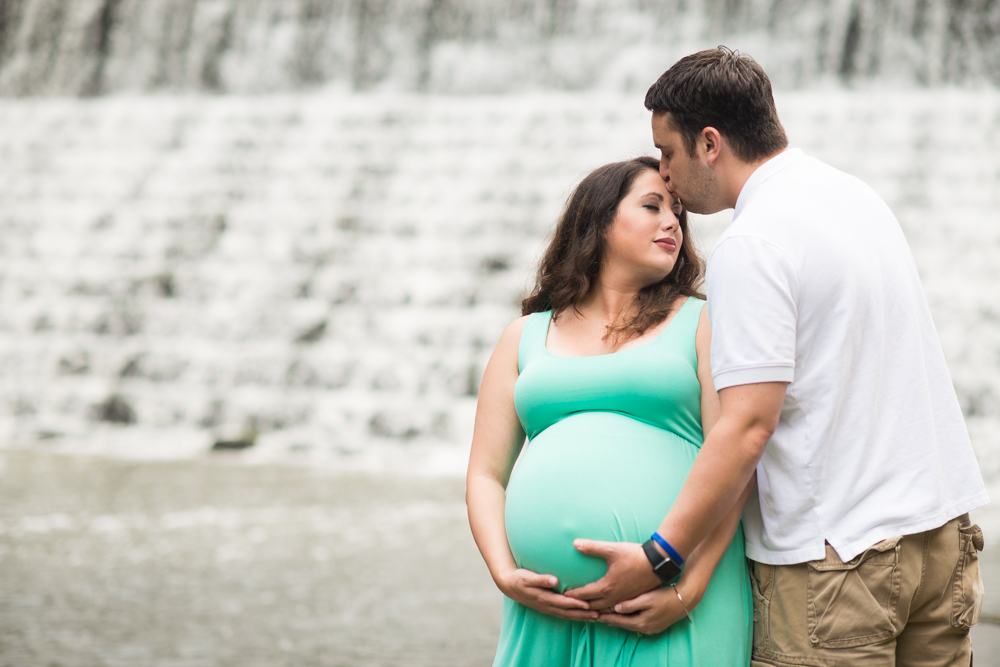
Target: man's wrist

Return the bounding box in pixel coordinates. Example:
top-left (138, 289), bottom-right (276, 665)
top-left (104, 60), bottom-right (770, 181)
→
top-left (650, 532), bottom-right (685, 565)
top-left (642, 538), bottom-right (683, 584)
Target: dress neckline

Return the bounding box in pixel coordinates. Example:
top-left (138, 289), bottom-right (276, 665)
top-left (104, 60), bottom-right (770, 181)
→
top-left (542, 296), bottom-right (694, 359)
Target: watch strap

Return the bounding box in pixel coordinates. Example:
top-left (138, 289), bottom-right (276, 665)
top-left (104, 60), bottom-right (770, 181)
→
top-left (642, 538), bottom-right (682, 584)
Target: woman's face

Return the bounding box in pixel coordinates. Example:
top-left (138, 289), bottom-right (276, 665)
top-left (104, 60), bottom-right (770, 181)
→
top-left (603, 169), bottom-right (683, 287)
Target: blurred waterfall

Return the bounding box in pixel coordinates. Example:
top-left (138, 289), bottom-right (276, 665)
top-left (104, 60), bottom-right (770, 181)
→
top-left (0, 1), bottom-right (998, 478)
top-left (1, 90), bottom-right (999, 477)
top-left (0, 0), bottom-right (999, 96)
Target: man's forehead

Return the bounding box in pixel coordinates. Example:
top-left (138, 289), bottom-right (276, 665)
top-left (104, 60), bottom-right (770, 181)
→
top-left (651, 113), bottom-right (679, 144)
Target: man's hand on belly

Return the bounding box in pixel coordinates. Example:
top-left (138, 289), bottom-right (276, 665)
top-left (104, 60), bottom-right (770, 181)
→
top-left (563, 540), bottom-right (661, 609)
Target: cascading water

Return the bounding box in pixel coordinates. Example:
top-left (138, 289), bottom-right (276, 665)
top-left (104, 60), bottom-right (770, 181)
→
top-left (0, 1), bottom-right (998, 483)
top-left (1, 5), bottom-right (1000, 664)
top-left (1, 0), bottom-right (999, 95)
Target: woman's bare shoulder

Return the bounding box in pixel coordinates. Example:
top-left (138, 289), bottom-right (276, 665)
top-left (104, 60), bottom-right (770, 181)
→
top-left (482, 314), bottom-right (534, 378)
top-left (496, 314), bottom-right (532, 353)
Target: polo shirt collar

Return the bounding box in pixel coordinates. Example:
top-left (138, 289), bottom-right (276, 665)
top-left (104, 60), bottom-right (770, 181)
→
top-left (733, 148), bottom-right (804, 219)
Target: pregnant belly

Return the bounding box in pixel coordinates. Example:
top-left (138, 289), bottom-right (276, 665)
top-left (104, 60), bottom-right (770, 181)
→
top-left (505, 412), bottom-right (699, 593)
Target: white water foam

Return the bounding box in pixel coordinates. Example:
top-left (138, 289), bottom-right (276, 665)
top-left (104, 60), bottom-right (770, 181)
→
top-left (0, 89), bottom-right (997, 485)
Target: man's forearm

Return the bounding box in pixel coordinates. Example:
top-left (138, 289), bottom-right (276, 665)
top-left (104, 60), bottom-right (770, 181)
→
top-left (674, 476), bottom-right (755, 606)
top-left (656, 382), bottom-right (784, 559)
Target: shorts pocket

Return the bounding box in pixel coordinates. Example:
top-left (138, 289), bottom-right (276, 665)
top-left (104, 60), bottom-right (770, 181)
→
top-left (952, 522), bottom-right (985, 629)
top-left (806, 538), bottom-right (901, 649)
top-left (751, 649), bottom-right (836, 667)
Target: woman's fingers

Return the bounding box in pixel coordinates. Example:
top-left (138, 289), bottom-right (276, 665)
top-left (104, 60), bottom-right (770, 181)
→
top-left (519, 570), bottom-right (559, 589)
top-left (504, 569), bottom-right (598, 618)
top-left (547, 606), bottom-right (601, 621)
top-left (597, 591), bottom-right (657, 631)
top-left (597, 587), bottom-right (685, 635)
top-left (598, 611), bottom-right (643, 632)
top-left (532, 587), bottom-right (598, 620)
top-left (612, 590), bottom-right (656, 615)
top-left (535, 588), bottom-right (595, 611)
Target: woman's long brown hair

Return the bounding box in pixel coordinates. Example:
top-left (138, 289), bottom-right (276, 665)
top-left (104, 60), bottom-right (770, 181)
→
top-left (521, 156), bottom-right (705, 342)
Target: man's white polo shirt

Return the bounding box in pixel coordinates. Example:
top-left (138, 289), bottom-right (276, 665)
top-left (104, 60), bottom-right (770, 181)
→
top-left (706, 148), bottom-right (988, 565)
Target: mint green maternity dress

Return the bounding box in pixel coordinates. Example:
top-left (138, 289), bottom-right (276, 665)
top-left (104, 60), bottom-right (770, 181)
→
top-left (497, 297), bottom-right (752, 666)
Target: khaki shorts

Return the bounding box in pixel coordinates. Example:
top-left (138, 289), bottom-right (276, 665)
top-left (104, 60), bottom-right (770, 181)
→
top-left (750, 514), bottom-right (984, 667)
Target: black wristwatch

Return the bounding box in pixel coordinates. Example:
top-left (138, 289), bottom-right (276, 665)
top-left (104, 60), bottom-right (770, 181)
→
top-left (642, 538), bottom-right (682, 584)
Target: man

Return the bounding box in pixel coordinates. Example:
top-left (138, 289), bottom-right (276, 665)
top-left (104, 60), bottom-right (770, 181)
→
top-left (568, 47), bottom-right (988, 665)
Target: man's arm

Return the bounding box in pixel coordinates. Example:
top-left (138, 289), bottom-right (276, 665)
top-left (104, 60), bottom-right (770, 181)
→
top-left (656, 381), bottom-right (785, 555)
top-left (565, 382), bottom-right (785, 609)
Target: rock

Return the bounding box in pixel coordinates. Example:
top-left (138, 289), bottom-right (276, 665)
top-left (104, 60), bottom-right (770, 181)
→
top-left (93, 395), bottom-right (136, 424)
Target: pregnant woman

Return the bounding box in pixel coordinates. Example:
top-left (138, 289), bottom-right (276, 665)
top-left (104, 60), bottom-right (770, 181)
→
top-left (467, 157), bottom-right (752, 665)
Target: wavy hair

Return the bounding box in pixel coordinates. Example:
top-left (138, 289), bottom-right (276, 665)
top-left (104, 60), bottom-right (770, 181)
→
top-left (521, 156), bottom-right (704, 342)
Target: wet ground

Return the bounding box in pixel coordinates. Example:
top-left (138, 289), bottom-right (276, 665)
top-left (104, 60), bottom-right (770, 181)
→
top-left (0, 450), bottom-right (501, 666)
top-left (1, 449), bottom-right (998, 666)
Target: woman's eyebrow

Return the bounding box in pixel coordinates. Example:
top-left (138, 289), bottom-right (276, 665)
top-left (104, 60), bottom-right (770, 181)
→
top-left (643, 192), bottom-right (664, 200)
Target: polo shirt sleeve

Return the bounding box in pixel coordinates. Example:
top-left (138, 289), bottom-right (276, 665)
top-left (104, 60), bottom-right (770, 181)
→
top-left (706, 235), bottom-right (799, 390)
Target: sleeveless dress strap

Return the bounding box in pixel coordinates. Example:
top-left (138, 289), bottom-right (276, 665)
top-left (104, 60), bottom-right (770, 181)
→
top-left (662, 297), bottom-right (706, 368)
top-left (518, 311), bottom-right (553, 373)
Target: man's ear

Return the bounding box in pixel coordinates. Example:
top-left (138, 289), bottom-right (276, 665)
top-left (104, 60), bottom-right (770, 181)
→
top-left (701, 127), bottom-right (723, 166)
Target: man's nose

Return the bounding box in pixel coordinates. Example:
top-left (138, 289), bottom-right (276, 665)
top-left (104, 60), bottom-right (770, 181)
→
top-left (659, 163), bottom-right (670, 183)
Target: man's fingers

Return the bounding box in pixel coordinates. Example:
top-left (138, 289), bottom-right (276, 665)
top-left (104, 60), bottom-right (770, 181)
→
top-left (573, 538), bottom-right (615, 558)
top-left (562, 579), bottom-right (606, 601)
top-left (564, 541), bottom-right (659, 609)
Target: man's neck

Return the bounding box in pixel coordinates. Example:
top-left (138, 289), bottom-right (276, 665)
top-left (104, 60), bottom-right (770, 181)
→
top-left (721, 149), bottom-right (785, 209)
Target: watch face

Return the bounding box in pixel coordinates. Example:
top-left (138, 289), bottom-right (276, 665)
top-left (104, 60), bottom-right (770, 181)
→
top-left (654, 558), bottom-right (682, 584)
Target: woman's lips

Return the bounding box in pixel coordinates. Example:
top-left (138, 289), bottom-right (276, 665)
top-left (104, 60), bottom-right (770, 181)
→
top-left (654, 238), bottom-right (676, 251)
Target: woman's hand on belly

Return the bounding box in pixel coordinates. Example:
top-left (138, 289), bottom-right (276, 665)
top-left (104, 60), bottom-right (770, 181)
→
top-left (596, 581), bottom-right (694, 636)
top-left (497, 567), bottom-right (600, 622)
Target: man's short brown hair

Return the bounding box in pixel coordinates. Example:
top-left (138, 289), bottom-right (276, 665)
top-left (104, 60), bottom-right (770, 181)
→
top-left (645, 47), bottom-right (788, 163)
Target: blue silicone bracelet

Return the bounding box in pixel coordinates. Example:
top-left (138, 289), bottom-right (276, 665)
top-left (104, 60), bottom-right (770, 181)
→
top-left (651, 532), bottom-right (685, 565)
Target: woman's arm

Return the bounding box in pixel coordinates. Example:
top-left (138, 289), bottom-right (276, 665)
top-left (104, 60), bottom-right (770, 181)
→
top-left (597, 306), bottom-right (754, 634)
top-left (466, 316), bottom-right (597, 621)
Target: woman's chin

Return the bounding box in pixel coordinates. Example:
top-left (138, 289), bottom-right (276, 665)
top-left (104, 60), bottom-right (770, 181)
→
top-left (639, 265), bottom-right (675, 287)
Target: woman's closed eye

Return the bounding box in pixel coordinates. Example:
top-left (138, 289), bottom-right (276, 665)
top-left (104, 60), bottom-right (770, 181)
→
top-left (643, 204), bottom-right (660, 212)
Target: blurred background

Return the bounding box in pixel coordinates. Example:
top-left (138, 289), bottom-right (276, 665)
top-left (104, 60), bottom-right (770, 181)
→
top-left (0, 0), bottom-right (998, 665)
